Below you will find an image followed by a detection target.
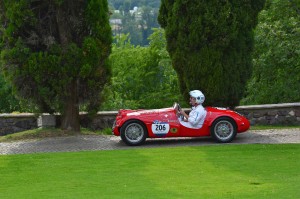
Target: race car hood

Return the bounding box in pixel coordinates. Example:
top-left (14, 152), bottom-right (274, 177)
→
top-left (120, 107), bottom-right (174, 117)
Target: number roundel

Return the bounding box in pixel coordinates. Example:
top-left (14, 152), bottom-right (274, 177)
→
top-left (151, 120), bottom-right (170, 136)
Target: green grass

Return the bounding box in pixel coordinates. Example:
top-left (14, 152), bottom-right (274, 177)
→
top-left (0, 144), bottom-right (299, 199)
top-left (250, 125), bottom-right (300, 130)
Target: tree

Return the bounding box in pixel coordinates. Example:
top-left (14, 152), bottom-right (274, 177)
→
top-left (109, 1), bottom-right (160, 46)
top-left (158, 0), bottom-right (265, 107)
top-left (140, 7), bottom-right (160, 45)
top-left (101, 29), bottom-right (185, 110)
top-left (0, 0), bottom-right (112, 131)
top-left (0, 73), bottom-right (21, 113)
top-left (242, 0), bottom-right (300, 104)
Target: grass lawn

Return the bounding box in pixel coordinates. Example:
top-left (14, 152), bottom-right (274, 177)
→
top-left (0, 144), bottom-right (299, 199)
top-left (250, 125), bottom-right (300, 130)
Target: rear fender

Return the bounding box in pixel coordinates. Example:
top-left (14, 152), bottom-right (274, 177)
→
top-left (208, 116), bottom-right (237, 128)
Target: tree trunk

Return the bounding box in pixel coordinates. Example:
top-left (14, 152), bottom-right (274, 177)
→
top-left (61, 79), bottom-right (80, 132)
top-left (56, 3), bottom-right (80, 132)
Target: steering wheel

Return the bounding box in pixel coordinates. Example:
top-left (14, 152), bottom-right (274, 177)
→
top-left (177, 103), bottom-right (181, 112)
top-left (175, 103), bottom-right (184, 120)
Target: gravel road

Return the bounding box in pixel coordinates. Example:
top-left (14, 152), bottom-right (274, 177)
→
top-left (0, 128), bottom-right (299, 155)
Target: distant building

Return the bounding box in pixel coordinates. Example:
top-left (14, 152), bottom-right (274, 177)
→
top-left (109, 19), bottom-right (122, 36)
top-left (109, 19), bottom-right (122, 25)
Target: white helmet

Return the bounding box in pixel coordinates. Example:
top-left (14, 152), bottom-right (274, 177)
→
top-left (189, 90), bottom-right (205, 104)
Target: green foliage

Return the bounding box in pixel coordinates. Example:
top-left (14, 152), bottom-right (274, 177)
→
top-left (0, 73), bottom-right (41, 113)
top-left (101, 29), bottom-right (186, 110)
top-left (0, 73), bottom-right (21, 112)
top-left (242, 0), bottom-right (300, 104)
top-left (0, 1), bottom-right (112, 115)
top-left (159, 0), bottom-right (265, 107)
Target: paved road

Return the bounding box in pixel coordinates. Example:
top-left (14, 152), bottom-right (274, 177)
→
top-left (0, 128), bottom-right (299, 155)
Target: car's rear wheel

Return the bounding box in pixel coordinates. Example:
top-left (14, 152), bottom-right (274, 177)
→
top-left (210, 117), bottom-right (237, 143)
top-left (120, 120), bottom-right (147, 146)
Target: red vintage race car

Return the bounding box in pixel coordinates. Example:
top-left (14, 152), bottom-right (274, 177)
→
top-left (112, 103), bottom-right (250, 146)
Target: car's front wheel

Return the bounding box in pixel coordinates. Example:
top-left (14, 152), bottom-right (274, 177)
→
top-left (210, 117), bottom-right (237, 143)
top-left (120, 120), bottom-right (147, 146)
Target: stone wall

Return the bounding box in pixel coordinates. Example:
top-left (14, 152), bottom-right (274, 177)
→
top-left (235, 103), bottom-right (300, 126)
top-left (0, 113), bottom-right (37, 136)
top-left (1, 103), bottom-right (299, 136)
top-left (80, 111), bottom-right (117, 131)
top-left (0, 112), bottom-right (118, 136)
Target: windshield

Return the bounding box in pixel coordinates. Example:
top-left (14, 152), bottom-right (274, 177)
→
top-left (173, 102), bottom-right (178, 110)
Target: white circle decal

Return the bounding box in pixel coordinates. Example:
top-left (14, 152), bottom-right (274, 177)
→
top-left (151, 120), bottom-right (170, 136)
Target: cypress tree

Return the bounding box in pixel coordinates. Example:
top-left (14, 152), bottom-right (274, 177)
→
top-left (158, 0), bottom-right (265, 107)
top-left (0, 0), bottom-right (112, 131)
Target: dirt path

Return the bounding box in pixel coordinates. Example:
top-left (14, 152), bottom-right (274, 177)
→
top-left (0, 128), bottom-right (299, 155)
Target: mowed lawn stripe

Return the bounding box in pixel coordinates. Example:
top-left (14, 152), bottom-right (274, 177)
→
top-left (0, 144), bottom-right (299, 199)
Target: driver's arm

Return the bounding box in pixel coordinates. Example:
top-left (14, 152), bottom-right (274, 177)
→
top-left (180, 109), bottom-right (189, 121)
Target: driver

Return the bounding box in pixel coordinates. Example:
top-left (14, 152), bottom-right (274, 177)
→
top-left (180, 90), bottom-right (207, 129)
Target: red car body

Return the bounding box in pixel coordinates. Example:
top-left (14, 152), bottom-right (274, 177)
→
top-left (112, 103), bottom-right (250, 146)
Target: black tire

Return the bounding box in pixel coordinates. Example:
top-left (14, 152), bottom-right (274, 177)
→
top-left (120, 120), bottom-right (147, 146)
top-left (210, 117), bottom-right (237, 143)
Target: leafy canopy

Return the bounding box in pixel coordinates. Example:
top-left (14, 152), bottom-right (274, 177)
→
top-left (242, 0), bottom-right (300, 104)
top-left (101, 29), bottom-right (186, 110)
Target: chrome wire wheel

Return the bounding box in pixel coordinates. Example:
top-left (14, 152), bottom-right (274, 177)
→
top-left (125, 123), bottom-right (144, 142)
top-left (211, 118), bottom-right (237, 143)
top-left (121, 120), bottom-right (147, 146)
